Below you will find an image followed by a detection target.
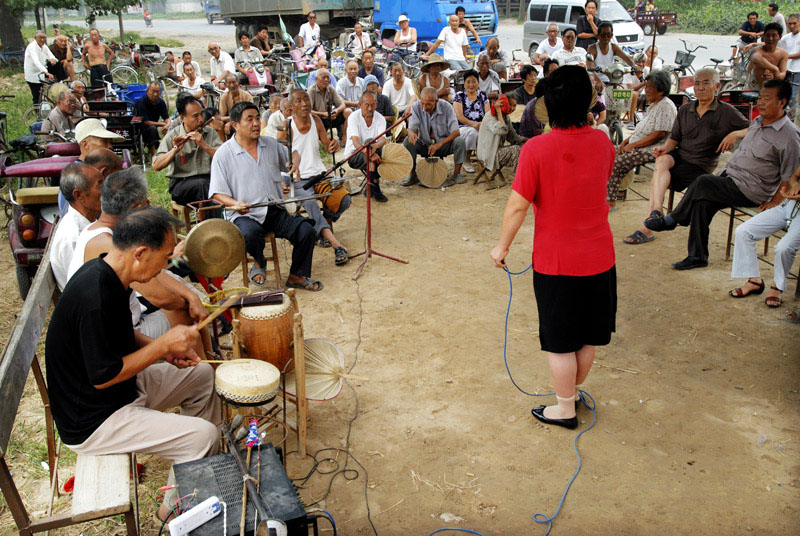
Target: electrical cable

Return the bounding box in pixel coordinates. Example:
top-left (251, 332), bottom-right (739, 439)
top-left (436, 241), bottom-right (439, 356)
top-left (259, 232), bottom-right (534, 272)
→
top-left (427, 529), bottom-right (487, 536)
top-left (321, 509), bottom-right (338, 535)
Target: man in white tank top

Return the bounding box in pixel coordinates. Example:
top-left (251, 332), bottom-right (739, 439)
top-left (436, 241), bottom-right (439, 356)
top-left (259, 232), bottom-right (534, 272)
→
top-left (278, 89), bottom-right (352, 266)
top-left (587, 22), bottom-right (635, 82)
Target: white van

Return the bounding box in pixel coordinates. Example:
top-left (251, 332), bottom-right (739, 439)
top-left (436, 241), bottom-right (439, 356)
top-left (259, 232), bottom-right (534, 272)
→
top-left (523, 0), bottom-right (645, 60)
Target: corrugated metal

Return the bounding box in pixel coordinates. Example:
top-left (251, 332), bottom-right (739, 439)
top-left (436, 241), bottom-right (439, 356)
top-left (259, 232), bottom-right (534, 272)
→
top-left (221, 0), bottom-right (372, 18)
top-left (465, 13), bottom-right (494, 34)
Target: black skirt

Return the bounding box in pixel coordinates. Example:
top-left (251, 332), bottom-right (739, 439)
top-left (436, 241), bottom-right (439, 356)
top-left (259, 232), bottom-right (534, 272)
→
top-left (533, 266), bottom-right (617, 354)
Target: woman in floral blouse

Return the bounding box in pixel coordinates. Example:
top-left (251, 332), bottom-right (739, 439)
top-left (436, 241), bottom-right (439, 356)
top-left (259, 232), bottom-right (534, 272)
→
top-left (453, 69), bottom-right (491, 173)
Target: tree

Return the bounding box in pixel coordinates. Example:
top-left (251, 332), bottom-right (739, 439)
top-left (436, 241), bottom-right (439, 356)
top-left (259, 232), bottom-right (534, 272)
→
top-left (0, 1), bottom-right (79, 51)
top-left (84, 0), bottom-right (141, 42)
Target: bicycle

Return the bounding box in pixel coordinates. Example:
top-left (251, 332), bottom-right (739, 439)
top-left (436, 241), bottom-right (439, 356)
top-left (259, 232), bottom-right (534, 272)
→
top-left (22, 75), bottom-right (68, 127)
top-left (663, 39), bottom-right (706, 94)
top-left (374, 43), bottom-right (421, 80)
top-left (719, 44), bottom-right (753, 93)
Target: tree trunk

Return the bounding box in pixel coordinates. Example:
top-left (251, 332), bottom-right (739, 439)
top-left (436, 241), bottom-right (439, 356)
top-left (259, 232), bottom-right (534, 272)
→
top-left (117, 10), bottom-right (124, 42)
top-left (0, 2), bottom-right (25, 50)
top-left (34, 6), bottom-right (42, 30)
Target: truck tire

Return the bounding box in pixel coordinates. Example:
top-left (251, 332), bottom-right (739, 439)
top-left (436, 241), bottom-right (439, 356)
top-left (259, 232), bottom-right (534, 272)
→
top-left (657, 25), bottom-right (667, 35)
top-left (529, 44), bottom-right (538, 62)
top-left (642, 23), bottom-right (654, 36)
top-left (16, 263), bottom-right (35, 300)
top-left (207, 15), bottom-right (213, 24)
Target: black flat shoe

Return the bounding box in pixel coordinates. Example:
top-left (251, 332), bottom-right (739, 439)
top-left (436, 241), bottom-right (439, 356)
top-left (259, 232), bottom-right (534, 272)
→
top-left (671, 256), bottom-right (708, 270)
top-left (531, 405), bottom-right (578, 430)
top-left (644, 213), bottom-right (677, 232)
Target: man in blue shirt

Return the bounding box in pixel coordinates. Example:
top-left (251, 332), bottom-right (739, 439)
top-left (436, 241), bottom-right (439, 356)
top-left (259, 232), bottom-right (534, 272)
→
top-left (739, 11), bottom-right (766, 45)
top-left (135, 81), bottom-right (171, 160)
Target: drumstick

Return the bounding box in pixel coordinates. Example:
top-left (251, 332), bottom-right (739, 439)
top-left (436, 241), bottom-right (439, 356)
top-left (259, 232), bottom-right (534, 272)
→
top-left (199, 359), bottom-right (252, 364)
top-left (195, 295), bottom-right (241, 331)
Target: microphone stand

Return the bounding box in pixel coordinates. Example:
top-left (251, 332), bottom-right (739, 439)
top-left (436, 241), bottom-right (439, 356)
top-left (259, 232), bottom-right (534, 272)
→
top-left (301, 113), bottom-right (411, 279)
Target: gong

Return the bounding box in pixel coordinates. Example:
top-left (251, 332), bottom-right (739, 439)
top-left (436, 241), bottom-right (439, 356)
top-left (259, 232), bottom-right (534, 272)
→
top-left (183, 219), bottom-right (246, 278)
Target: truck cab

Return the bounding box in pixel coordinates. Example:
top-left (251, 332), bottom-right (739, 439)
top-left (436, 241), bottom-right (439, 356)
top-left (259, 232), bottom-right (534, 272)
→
top-left (204, 0), bottom-right (231, 24)
top-left (373, 0), bottom-right (499, 55)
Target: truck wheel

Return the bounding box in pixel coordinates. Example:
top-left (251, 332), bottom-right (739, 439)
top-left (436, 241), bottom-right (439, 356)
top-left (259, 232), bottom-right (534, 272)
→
top-left (529, 44), bottom-right (537, 62)
top-left (657, 25), bottom-right (667, 35)
top-left (207, 15), bottom-right (213, 24)
top-left (642, 23), bottom-right (654, 36)
top-left (16, 263), bottom-right (35, 300)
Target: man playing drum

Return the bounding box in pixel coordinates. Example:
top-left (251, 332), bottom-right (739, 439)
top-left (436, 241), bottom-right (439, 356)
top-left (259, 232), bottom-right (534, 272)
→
top-left (82, 29), bottom-right (115, 89)
top-left (45, 206), bottom-right (220, 524)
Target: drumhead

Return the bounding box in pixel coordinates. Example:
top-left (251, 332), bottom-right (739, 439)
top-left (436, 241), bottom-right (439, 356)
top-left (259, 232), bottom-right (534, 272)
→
top-left (239, 293), bottom-right (291, 319)
top-left (215, 359), bottom-right (280, 404)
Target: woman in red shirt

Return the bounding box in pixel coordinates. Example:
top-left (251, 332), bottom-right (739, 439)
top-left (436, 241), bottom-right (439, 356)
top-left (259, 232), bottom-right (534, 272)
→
top-left (491, 65), bottom-right (617, 430)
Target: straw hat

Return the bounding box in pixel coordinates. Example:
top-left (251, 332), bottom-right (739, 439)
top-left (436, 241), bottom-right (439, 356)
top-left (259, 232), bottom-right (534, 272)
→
top-left (421, 53), bottom-right (450, 73)
top-left (378, 143), bottom-right (413, 181)
top-left (417, 156), bottom-right (448, 188)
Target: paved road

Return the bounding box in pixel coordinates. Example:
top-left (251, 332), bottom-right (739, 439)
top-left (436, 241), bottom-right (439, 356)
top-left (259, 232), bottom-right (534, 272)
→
top-left (82, 17), bottom-right (740, 72)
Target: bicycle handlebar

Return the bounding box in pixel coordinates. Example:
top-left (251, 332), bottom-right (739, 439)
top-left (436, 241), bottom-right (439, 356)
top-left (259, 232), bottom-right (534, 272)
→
top-left (679, 39), bottom-right (707, 52)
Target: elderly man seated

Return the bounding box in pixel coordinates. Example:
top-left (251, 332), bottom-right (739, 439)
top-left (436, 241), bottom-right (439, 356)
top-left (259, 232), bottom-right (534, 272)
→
top-left (646, 79), bottom-right (800, 270)
top-left (68, 168), bottom-right (212, 353)
top-left (219, 74), bottom-right (254, 133)
top-left (476, 55), bottom-right (501, 100)
top-left (262, 97), bottom-right (291, 138)
top-left (208, 42), bottom-right (236, 89)
top-left (382, 62), bottom-right (417, 117)
top-left (307, 59), bottom-right (337, 87)
top-left (346, 91), bottom-right (388, 202)
top-left (337, 60), bottom-right (365, 110)
top-left (46, 206), bottom-right (220, 524)
top-left (606, 71), bottom-right (677, 210)
top-left (40, 91), bottom-right (79, 139)
top-left (308, 68), bottom-right (350, 143)
top-left (210, 102), bottom-right (321, 291)
top-left (364, 75), bottom-right (394, 124)
top-left (50, 163), bottom-right (103, 290)
top-left (278, 89), bottom-right (352, 265)
top-left (179, 62), bottom-right (205, 100)
top-left (623, 68), bottom-right (750, 244)
top-left (357, 50), bottom-right (385, 88)
top-left (402, 87), bottom-right (466, 187)
top-left (234, 32), bottom-right (263, 84)
top-left (153, 94), bottom-right (222, 206)
top-left (477, 37), bottom-right (509, 80)
top-left (135, 82), bottom-right (171, 158)
top-left (730, 166), bottom-right (800, 308)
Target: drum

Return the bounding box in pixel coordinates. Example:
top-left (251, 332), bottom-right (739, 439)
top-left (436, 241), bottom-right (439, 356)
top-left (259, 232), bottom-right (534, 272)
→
top-left (238, 293), bottom-right (295, 371)
top-left (215, 359), bottom-right (280, 406)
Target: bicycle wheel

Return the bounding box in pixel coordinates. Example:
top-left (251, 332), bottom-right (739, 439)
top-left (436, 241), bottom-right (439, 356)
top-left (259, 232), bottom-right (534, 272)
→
top-left (111, 65), bottom-right (138, 85)
top-left (22, 106), bottom-right (42, 127)
top-left (668, 70), bottom-right (680, 94)
top-left (610, 121), bottom-right (624, 146)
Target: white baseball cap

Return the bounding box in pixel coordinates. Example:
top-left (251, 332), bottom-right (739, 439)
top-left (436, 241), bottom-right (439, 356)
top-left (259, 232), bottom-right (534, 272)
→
top-left (398, 14), bottom-right (409, 23)
top-left (74, 118), bottom-right (125, 143)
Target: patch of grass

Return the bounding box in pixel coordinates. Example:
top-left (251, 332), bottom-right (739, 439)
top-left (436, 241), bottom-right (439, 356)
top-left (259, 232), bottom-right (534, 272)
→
top-left (22, 24), bottom-right (183, 48)
top-left (8, 421), bottom-right (50, 479)
top-left (21, 23), bottom-right (87, 39)
top-left (147, 168), bottom-right (171, 209)
top-left (0, 73), bottom-right (34, 141)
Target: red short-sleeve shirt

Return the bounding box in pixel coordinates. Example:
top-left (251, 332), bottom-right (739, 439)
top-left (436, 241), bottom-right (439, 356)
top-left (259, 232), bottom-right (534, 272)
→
top-left (512, 126), bottom-right (616, 276)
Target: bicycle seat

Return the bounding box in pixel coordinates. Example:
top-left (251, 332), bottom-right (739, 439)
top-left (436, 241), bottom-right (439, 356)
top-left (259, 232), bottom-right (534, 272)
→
top-left (10, 135), bottom-right (37, 148)
top-left (710, 58), bottom-right (724, 64)
top-left (741, 91), bottom-right (759, 102)
top-left (0, 111), bottom-right (6, 120)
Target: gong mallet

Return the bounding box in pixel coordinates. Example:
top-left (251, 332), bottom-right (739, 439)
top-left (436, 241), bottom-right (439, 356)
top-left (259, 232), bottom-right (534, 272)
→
top-left (195, 294), bottom-right (242, 332)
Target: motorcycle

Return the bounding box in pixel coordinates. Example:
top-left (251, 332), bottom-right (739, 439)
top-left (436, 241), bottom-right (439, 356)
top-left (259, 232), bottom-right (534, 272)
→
top-left (143, 12), bottom-right (153, 28)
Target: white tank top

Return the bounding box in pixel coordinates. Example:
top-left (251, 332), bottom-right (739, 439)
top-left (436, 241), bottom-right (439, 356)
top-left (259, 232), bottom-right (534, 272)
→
top-left (398, 28), bottom-right (415, 51)
top-left (291, 118), bottom-right (327, 179)
top-left (595, 44), bottom-right (615, 68)
top-left (68, 226), bottom-right (143, 326)
top-left (422, 73), bottom-right (446, 91)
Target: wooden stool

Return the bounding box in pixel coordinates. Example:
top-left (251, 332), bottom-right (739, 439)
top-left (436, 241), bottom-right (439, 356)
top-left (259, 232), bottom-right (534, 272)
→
top-left (170, 200), bottom-right (193, 231)
top-left (242, 233), bottom-right (282, 289)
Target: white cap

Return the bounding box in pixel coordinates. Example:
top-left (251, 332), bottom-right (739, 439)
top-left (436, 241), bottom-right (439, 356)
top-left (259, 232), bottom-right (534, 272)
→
top-left (74, 118), bottom-right (125, 143)
top-left (398, 14), bottom-right (409, 23)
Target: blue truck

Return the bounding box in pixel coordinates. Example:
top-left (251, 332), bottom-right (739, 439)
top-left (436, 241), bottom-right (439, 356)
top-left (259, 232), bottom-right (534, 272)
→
top-left (373, 0), bottom-right (499, 54)
top-left (204, 0), bottom-right (232, 25)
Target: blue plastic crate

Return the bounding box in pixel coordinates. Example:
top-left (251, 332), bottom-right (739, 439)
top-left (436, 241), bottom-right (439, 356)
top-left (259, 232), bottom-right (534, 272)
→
top-left (117, 83), bottom-right (147, 104)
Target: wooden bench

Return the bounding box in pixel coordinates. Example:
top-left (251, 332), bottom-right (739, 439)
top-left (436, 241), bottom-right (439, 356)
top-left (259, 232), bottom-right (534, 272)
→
top-left (0, 241), bottom-right (139, 535)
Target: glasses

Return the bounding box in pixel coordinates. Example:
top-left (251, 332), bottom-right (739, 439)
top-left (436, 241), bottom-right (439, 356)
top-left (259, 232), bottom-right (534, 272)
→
top-left (309, 16), bottom-right (316, 19)
top-left (564, 34), bottom-right (576, 39)
top-left (547, 30), bottom-right (558, 33)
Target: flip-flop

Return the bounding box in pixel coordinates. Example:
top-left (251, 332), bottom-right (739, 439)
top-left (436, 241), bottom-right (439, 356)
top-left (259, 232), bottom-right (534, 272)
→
top-left (248, 264), bottom-right (266, 287)
top-left (286, 278), bottom-right (323, 292)
top-left (623, 230), bottom-right (655, 244)
top-left (318, 237), bottom-right (332, 248)
top-left (786, 310), bottom-right (800, 324)
top-left (334, 246), bottom-right (349, 266)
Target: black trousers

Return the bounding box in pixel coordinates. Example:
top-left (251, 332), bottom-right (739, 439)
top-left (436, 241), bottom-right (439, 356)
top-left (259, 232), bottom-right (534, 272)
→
top-left (27, 82), bottom-right (42, 105)
top-left (48, 61), bottom-right (68, 82)
top-left (669, 173), bottom-right (756, 261)
top-left (142, 125), bottom-right (161, 151)
top-left (168, 174), bottom-right (210, 206)
top-left (321, 113), bottom-right (346, 139)
top-left (90, 64), bottom-right (111, 88)
top-left (233, 209), bottom-right (317, 279)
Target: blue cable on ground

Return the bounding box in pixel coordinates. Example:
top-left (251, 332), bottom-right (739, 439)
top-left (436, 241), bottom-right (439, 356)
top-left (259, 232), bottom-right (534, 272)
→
top-left (427, 529), bottom-right (487, 536)
top-left (502, 265), bottom-right (598, 536)
top-left (321, 509), bottom-right (337, 535)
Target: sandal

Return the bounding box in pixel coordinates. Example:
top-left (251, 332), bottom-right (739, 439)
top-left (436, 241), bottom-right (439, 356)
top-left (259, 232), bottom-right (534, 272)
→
top-left (786, 310), bottom-right (800, 324)
top-left (334, 246), bottom-right (349, 266)
top-left (318, 236), bottom-right (332, 248)
top-left (286, 278), bottom-right (324, 292)
top-left (623, 230), bottom-right (654, 244)
top-left (729, 278), bottom-right (765, 298)
top-left (248, 264), bottom-right (266, 287)
top-left (765, 285), bottom-right (782, 308)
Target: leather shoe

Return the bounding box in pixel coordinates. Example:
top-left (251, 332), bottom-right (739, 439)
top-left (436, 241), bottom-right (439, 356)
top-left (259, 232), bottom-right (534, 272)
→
top-left (531, 405), bottom-right (578, 430)
top-left (671, 256), bottom-right (708, 270)
top-left (644, 213), bottom-right (677, 232)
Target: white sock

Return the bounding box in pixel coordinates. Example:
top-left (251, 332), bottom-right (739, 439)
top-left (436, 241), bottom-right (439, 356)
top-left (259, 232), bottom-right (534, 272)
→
top-left (543, 393), bottom-right (577, 419)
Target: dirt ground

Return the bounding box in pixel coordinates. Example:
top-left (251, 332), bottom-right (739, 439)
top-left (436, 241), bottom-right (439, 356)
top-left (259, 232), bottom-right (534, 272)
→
top-left (1, 23), bottom-right (799, 536)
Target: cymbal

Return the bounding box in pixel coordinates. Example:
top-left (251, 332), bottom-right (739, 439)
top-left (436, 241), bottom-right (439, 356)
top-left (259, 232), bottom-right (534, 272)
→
top-left (183, 219), bottom-right (245, 278)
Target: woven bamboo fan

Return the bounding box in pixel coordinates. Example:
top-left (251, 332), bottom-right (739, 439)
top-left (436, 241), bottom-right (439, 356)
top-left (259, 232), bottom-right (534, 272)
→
top-left (283, 339), bottom-right (346, 401)
top-left (377, 143), bottom-right (413, 181)
top-left (417, 157), bottom-right (448, 188)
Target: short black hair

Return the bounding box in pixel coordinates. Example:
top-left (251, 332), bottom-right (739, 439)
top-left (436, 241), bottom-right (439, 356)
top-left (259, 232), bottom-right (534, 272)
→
top-left (544, 65), bottom-right (591, 129)
top-left (542, 58), bottom-right (560, 75)
top-left (307, 11), bottom-right (316, 17)
top-left (562, 27), bottom-right (577, 37)
top-left (598, 21), bottom-right (613, 34)
top-left (238, 31), bottom-right (249, 41)
top-left (519, 64), bottom-right (536, 81)
top-left (763, 78), bottom-right (792, 104)
top-left (455, 6), bottom-right (465, 14)
top-left (258, 24), bottom-right (269, 32)
top-left (361, 49), bottom-right (374, 58)
top-left (176, 93), bottom-right (203, 115)
top-left (748, 11), bottom-right (759, 18)
top-left (462, 69), bottom-right (479, 83)
top-left (202, 107), bottom-right (220, 122)
top-left (230, 101), bottom-right (258, 123)
top-left (535, 78), bottom-right (548, 98)
top-left (112, 207), bottom-right (182, 251)
top-left (769, 4), bottom-right (779, 10)
top-left (585, 0), bottom-right (598, 8)
top-left (182, 50), bottom-right (191, 57)
top-left (764, 22), bottom-right (783, 36)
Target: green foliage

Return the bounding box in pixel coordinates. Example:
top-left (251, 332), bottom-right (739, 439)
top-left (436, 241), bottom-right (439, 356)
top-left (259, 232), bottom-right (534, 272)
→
top-left (147, 168), bottom-right (171, 209)
top-left (0, 73), bottom-right (34, 141)
top-left (4, 0), bottom-right (81, 17)
top-left (619, 0), bottom-right (800, 34)
top-left (84, 0), bottom-right (143, 25)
